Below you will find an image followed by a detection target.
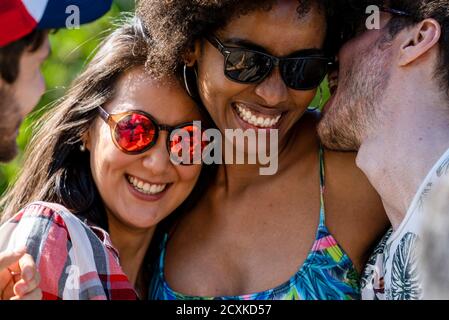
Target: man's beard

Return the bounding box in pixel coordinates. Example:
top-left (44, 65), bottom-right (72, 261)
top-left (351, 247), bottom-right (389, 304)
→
top-left (0, 86), bottom-right (22, 162)
top-left (318, 39), bottom-right (392, 151)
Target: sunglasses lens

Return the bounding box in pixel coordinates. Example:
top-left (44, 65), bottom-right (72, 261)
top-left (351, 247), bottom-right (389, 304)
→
top-left (225, 50), bottom-right (272, 83)
top-left (169, 124), bottom-right (205, 165)
top-left (281, 58), bottom-right (328, 90)
top-left (114, 113), bottom-right (156, 153)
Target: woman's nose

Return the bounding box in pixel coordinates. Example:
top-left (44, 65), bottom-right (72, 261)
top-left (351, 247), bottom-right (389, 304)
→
top-left (141, 131), bottom-right (172, 175)
top-left (254, 67), bottom-right (289, 107)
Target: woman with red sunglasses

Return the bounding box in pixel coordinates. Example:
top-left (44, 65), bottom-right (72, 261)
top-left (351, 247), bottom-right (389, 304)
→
top-left (138, 0), bottom-right (391, 300)
top-left (0, 18), bottom-right (212, 300)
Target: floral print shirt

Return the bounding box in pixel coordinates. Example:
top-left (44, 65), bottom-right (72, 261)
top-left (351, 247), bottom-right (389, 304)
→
top-left (361, 148), bottom-right (449, 300)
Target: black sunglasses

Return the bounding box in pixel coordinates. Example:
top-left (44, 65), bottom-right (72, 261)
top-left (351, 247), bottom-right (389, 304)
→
top-left (206, 35), bottom-right (332, 91)
top-left (98, 107), bottom-right (206, 165)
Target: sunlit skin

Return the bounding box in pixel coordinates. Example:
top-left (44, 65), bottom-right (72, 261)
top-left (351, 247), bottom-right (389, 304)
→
top-left (320, 11), bottom-right (449, 229)
top-left (0, 34), bottom-right (49, 161)
top-left (86, 67), bottom-right (202, 296)
top-left (11, 35), bottom-right (49, 117)
top-left (164, 0), bottom-right (389, 297)
top-left (195, 3), bottom-right (322, 149)
top-left (318, 12), bottom-right (395, 152)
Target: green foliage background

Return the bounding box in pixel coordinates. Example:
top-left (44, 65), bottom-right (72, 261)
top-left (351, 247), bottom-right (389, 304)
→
top-left (0, 0), bottom-right (330, 197)
top-left (0, 0), bottom-right (135, 196)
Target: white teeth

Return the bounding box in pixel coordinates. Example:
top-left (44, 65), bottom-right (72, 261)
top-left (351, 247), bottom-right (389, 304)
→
top-left (127, 175), bottom-right (167, 195)
top-left (142, 183), bottom-right (151, 192)
top-left (235, 103), bottom-right (281, 128)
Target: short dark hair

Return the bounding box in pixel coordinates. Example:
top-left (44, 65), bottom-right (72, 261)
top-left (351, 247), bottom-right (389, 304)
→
top-left (388, 1), bottom-right (449, 93)
top-left (136, 0), bottom-right (338, 77)
top-left (0, 29), bottom-right (47, 84)
top-left (345, 0), bottom-right (449, 93)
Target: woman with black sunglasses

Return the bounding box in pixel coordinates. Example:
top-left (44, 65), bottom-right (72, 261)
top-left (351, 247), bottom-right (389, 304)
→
top-left (138, 0), bottom-right (390, 300)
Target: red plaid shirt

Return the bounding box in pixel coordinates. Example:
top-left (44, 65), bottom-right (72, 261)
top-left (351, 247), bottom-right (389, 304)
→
top-left (0, 202), bottom-right (138, 300)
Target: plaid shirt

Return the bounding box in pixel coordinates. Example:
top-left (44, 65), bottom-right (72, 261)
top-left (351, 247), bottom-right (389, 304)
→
top-left (0, 201), bottom-right (138, 300)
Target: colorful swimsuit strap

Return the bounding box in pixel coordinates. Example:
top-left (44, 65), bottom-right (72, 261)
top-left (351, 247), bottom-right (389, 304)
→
top-left (150, 144), bottom-right (361, 300)
top-left (318, 145), bottom-right (326, 227)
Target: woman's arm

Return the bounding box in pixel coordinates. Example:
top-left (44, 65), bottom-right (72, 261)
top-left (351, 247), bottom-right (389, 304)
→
top-left (324, 150), bottom-right (391, 273)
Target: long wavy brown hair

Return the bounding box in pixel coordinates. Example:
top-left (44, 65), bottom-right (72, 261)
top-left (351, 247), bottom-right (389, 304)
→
top-left (0, 17), bottom-right (216, 291)
top-left (0, 17), bottom-right (161, 228)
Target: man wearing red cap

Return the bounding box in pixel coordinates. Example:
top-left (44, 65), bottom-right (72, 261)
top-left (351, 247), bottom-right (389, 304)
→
top-left (0, 0), bottom-right (112, 300)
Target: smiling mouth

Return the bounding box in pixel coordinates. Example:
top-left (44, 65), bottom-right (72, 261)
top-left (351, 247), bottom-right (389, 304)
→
top-left (233, 102), bottom-right (282, 129)
top-left (126, 174), bottom-right (170, 196)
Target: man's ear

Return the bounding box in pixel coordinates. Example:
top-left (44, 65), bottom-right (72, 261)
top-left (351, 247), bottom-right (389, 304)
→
top-left (183, 39), bottom-right (202, 66)
top-left (398, 18), bottom-right (441, 67)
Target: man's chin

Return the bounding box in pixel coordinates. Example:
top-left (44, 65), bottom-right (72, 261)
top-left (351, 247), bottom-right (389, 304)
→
top-left (317, 97), bottom-right (340, 148)
top-left (317, 108), bottom-right (360, 152)
top-left (321, 91), bottom-right (337, 116)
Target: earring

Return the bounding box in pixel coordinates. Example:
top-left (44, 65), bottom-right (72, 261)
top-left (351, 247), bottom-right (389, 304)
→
top-left (183, 64), bottom-right (198, 98)
top-left (308, 86), bottom-right (324, 112)
top-left (80, 142), bottom-right (86, 152)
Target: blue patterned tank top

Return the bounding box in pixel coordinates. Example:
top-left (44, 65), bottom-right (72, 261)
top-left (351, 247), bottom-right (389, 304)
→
top-left (149, 148), bottom-right (361, 300)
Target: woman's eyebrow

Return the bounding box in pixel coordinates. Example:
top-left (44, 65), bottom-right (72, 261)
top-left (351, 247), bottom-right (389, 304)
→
top-left (223, 37), bottom-right (268, 52)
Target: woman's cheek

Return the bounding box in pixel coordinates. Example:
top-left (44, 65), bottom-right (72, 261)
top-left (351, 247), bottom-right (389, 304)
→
top-left (176, 164), bottom-right (202, 188)
top-left (90, 130), bottom-right (128, 188)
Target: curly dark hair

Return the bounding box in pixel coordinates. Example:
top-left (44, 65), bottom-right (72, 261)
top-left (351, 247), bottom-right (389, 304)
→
top-left (136, 0), bottom-right (339, 77)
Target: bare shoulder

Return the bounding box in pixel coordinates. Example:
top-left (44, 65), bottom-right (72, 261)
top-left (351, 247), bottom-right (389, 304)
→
top-left (324, 150), bottom-right (383, 210)
top-left (323, 149), bottom-right (390, 271)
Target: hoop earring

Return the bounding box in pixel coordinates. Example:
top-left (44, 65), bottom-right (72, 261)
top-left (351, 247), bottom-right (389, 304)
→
top-left (183, 64), bottom-right (198, 99)
top-left (308, 86), bottom-right (324, 112)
